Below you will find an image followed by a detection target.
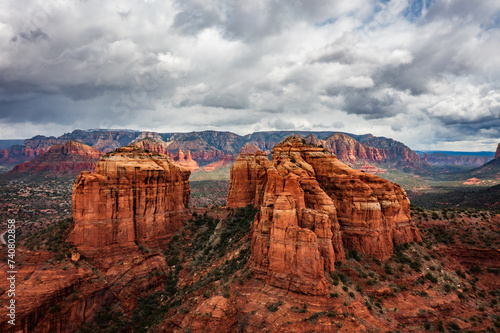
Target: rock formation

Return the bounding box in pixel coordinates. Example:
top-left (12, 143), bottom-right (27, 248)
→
top-left (239, 143), bottom-right (261, 154)
top-left (227, 137), bottom-right (421, 295)
top-left (307, 145), bottom-right (422, 259)
top-left (306, 133), bottom-right (422, 169)
top-left (226, 151), bottom-right (271, 208)
top-left (495, 143), bottom-right (500, 159)
top-left (10, 141), bottom-right (103, 174)
top-left (308, 133), bottom-right (387, 164)
top-left (174, 149), bottom-right (200, 172)
top-left (69, 145), bottom-right (190, 257)
top-left (463, 178), bottom-right (482, 185)
top-left (131, 136), bottom-right (170, 155)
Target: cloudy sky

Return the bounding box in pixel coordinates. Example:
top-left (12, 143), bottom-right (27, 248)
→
top-left (0, 0), bottom-right (499, 151)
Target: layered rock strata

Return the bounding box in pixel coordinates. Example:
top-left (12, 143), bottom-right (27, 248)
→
top-left (227, 137), bottom-right (421, 294)
top-left (69, 146), bottom-right (190, 257)
top-left (306, 133), bottom-right (422, 169)
top-left (11, 141), bottom-right (103, 174)
top-left (305, 146), bottom-right (422, 258)
top-left (226, 151), bottom-right (271, 208)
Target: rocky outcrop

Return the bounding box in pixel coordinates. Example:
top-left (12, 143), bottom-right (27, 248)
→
top-left (228, 141), bottom-right (344, 295)
top-left (495, 143), bottom-right (500, 159)
top-left (306, 133), bottom-right (423, 169)
top-left (174, 149), bottom-right (200, 172)
top-left (239, 143), bottom-right (261, 154)
top-left (131, 138), bottom-right (201, 171)
top-left (227, 137), bottom-right (421, 294)
top-left (69, 145), bottom-right (191, 258)
top-left (131, 137), bottom-right (170, 155)
top-left (306, 146), bottom-right (422, 259)
top-left (10, 141), bottom-right (103, 175)
top-left (463, 178), bottom-right (482, 185)
top-left (226, 151), bottom-right (271, 209)
top-left (309, 133), bottom-right (387, 164)
top-left (356, 133), bottom-right (422, 168)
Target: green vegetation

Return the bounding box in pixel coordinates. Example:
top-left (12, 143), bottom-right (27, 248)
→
top-left (267, 301), bottom-right (283, 312)
top-left (79, 206), bottom-right (258, 332)
top-left (24, 217), bottom-right (74, 260)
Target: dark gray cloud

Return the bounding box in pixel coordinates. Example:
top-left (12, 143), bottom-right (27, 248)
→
top-left (0, 0), bottom-right (498, 151)
top-left (14, 28), bottom-right (49, 43)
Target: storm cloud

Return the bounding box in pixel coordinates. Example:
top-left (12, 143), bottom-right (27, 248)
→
top-left (0, 0), bottom-right (499, 151)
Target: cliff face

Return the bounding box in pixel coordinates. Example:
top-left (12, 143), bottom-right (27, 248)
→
top-left (306, 133), bottom-right (422, 169)
top-left (10, 141), bottom-right (103, 174)
top-left (309, 133), bottom-right (387, 164)
top-left (226, 151), bottom-right (271, 208)
top-left (69, 146), bottom-right (190, 258)
top-left (495, 143), bottom-right (500, 159)
top-left (304, 147), bottom-right (422, 258)
top-left (227, 137), bottom-right (421, 295)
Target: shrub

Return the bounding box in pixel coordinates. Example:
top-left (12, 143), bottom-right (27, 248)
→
top-left (448, 322), bottom-right (460, 331)
top-left (291, 303), bottom-right (308, 313)
top-left (267, 301), bottom-right (283, 312)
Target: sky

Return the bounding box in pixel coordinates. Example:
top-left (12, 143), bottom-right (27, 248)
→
top-left (0, 0), bottom-right (499, 151)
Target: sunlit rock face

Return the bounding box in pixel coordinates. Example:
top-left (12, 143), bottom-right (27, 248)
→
top-left (69, 145), bottom-right (190, 257)
top-left (227, 137), bottom-right (421, 295)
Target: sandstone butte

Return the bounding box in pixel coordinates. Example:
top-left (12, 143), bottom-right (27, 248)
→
top-left (10, 140), bottom-right (103, 174)
top-left (495, 142), bottom-right (500, 159)
top-left (68, 145), bottom-right (191, 260)
top-left (227, 137), bottom-right (421, 295)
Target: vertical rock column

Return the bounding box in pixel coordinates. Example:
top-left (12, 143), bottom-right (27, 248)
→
top-left (69, 146), bottom-right (191, 257)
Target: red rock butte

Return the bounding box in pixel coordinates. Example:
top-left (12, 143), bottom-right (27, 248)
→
top-left (11, 140), bottom-right (103, 174)
top-left (228, 137), bottom-right (421, 295)
top-left (69, 145), bottom-right (190, 257)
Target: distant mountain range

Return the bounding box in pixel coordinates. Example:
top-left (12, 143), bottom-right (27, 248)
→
top-left (0, 129), bottom-right (425, 171)
top-left (1, 129), bottom-right (498, 177)
top-left (417, 150), bottom-right (495, 156)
